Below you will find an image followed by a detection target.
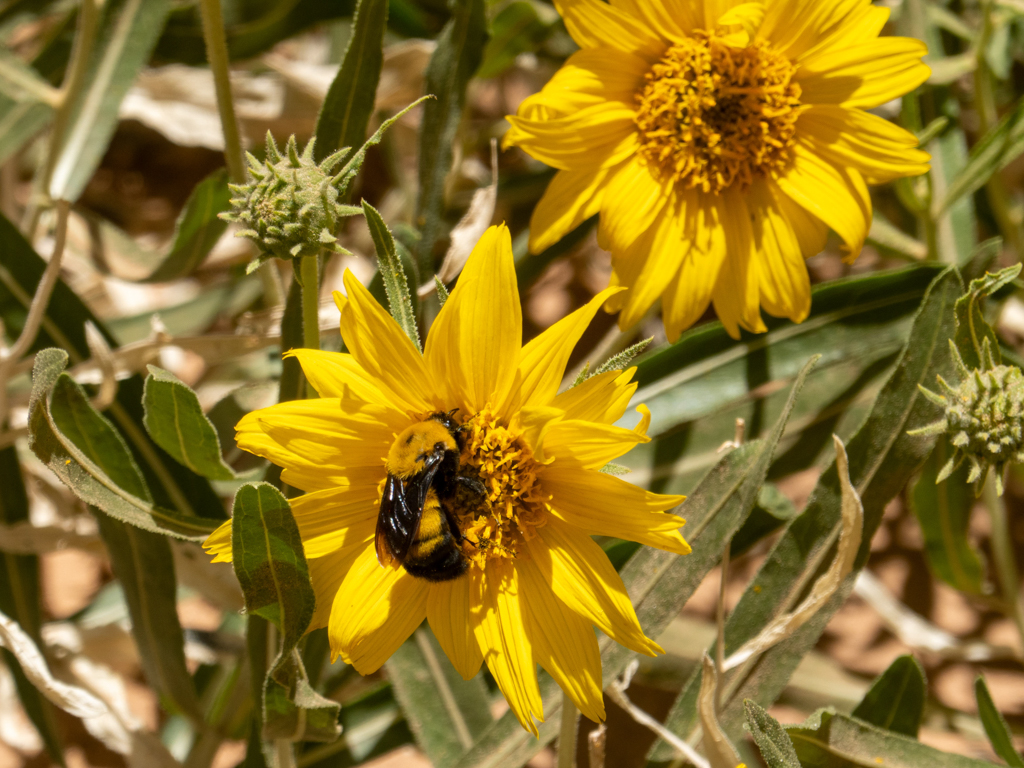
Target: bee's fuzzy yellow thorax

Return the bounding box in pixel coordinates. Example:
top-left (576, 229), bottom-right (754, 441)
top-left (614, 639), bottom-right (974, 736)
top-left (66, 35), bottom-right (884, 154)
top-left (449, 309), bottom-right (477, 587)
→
top-left (386, 420), bottom-right (458, 477)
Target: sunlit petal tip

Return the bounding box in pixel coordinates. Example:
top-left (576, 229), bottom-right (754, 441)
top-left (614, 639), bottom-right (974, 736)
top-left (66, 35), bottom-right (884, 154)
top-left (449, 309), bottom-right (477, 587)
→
top-left (332, 288), bottom-right (347, 313)
top-left (202, 519), bottom-right (233, 563)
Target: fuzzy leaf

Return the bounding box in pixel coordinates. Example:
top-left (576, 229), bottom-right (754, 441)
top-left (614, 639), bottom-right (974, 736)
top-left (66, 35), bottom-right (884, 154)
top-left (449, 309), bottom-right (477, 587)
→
top-left (744, 700), bottom-right (801, 768)
top-left (362, 201), bottom-right (421, 350)
top-left (975, 677), bottom-right (1024, 768)
top-left (143, 366), bottom-right (237, 481)
top-left (953, 264), bottom-right (1021, 370)
top-left (851, 655), bottom-right (926, 737)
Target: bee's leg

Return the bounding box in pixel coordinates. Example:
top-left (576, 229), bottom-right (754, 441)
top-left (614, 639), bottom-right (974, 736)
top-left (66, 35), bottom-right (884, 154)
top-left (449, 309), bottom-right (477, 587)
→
top-left (441, 503), bottom-right (465, 545)
top-left (457, 475), bottom-right (486, 498)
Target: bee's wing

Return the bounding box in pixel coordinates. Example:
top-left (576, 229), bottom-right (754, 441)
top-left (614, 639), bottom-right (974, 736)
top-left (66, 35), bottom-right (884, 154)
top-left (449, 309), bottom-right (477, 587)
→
top-left (375, 450), bottom-right (445, 567)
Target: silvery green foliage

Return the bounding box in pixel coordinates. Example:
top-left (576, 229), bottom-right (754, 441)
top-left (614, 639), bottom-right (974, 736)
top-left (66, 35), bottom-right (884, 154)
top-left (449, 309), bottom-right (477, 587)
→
top-left (223, 133), bottom-right (361, 272)
top-left (912, 340), bottom-right (1024, 495)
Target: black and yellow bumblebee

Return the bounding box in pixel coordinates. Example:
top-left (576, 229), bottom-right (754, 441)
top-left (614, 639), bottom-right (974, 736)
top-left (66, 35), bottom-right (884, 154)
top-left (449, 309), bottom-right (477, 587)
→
top-left (375, 410), bottom-right (482, 581)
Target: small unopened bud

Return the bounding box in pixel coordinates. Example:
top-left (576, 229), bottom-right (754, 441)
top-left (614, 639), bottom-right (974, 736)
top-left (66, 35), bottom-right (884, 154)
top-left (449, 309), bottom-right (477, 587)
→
top-left (911, 341), bottom-right (1024, 495)
top-left (222, 134), bottom-right (361, 272)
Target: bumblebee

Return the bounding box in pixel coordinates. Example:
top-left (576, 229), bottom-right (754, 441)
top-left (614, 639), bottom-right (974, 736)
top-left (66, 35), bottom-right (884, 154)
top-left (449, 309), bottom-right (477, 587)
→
top-left (376, 411), bottom-right (480, 581)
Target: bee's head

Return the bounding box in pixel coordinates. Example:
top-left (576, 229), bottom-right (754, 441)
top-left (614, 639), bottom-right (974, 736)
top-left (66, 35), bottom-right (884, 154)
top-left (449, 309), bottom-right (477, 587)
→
top-left (429, 409), bottom-right (474, 451)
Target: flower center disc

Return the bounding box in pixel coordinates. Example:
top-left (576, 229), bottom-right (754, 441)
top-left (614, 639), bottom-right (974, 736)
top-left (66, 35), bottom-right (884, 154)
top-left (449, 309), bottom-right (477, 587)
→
top-left (452, 409), bottom-right (548, 567)
top-left (634, 32), bottom-right (801, 194)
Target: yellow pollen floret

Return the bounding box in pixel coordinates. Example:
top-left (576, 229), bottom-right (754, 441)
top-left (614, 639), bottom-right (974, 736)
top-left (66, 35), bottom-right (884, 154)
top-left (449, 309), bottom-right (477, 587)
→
top-left (453, 408), bottom-right (549, 568)
top-left (633, 31), bottom-right (801, 194)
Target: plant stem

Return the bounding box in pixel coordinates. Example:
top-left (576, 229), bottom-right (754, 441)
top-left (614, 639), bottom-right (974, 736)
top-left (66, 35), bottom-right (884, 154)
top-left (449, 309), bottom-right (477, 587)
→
top-left (299, 255), bottom-right (321, 353)
top-left (197, 0), bottom-right (285, 306)
top-left (984, 472), bottom-right (1024, 656)
top-left (557, 691), bottom-right (578, 768)
top-left (275, 740), bottom-right (297, 768)
top-left (974, 0), bottom-right (1024, 259)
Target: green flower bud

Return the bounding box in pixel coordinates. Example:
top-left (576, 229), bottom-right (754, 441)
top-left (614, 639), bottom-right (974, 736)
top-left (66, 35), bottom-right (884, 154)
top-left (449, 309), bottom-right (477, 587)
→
top-left (911, 340), bottom-right (1024, 495)
top-left (222, 133), bottom-right (362, 272)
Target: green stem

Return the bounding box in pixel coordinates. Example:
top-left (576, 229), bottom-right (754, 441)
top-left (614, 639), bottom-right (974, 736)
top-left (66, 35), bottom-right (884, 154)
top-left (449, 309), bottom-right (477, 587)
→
top-left (974, 0), bottom-right (1024, 258)
top-left (983, 473), bottom-right (1024, 657)
top-left (557, 692), bottom-right (578, 768)
top-left (197, 0), bottom-right (285, 306)
top-left (300, 255), bottom-right (320, 353)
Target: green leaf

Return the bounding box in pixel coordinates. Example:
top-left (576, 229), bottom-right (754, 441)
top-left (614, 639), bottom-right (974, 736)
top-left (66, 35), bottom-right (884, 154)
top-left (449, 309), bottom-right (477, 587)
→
top-left (451, 356), bottom-right (820, 768)
top-left (142, 366), bottom-right (237, 481)
top-left (0, 212), bottom-right (224, 525)
top-left (953, 264), bottom-right (1021, 370)
top-left (851, 655), bottom-right (926, 737)
top-left (387, 629), bottom-right (493, 764)
top-left (630, 264), bottom-right (945, 495)
top-left (646, 268), bottom-right (963, 766)
top-left (27, 349), bottom-right (218, 540)
top-left (936, 95), bottom-right (1024, 215)
top-left (415, 0), bottom-right (488, 271)
top-left (230, 483), bottom-right (340, 742)
top-left (94, 514), bottom-right (201, 720)
top-left (929, 123), bottom-right (978, 264)
top-left (744, 700), bottom-right (800, 768)
top-left (0, 447), bottom-right (65, 766)
top-left (731, 483), bottom-right (798, 557)
top-left (140, 169), bottom-right (231, 282)
top-left (788, 709), bottom-right (994, 768)
top-left (49, 0), bottom-right (172, 201)
top-left (362, 201), bottom-right (421, 350)
top-left (976, 677), bottom-right (1024, 768)
top-left (910, 441), bottom-right (985, 595)
top-left (313, 0), bottom-right (387, 163)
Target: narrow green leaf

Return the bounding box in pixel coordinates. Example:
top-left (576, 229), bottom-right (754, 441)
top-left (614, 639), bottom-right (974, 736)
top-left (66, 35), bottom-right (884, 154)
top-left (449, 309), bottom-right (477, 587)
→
top-left (452, 357), bottom-right (820, 768)
top-left (647, 268), bottom-right (963, 766)
top-left (936, 95), bottom-right (1024, 215)
top-left (910, 441), bottom-right (985, 594)
top-left (387, 629), bottom-right (493, 764)
top-left (49, 0), bottom-right (171, 201)
top-left (976, 677), bottom-right (1024, 768)
top-left (477, 2), bottom-right (550, 79)
top-left (788, 710), bottom-right (993, 768)
top-left (142, 169), bottom-right (231, 282)
top-left (744, 700), bottom-right (800, 768)
top-left (594, 338), bottom-right (653, 377)
top-left (27, 349), bottom-right (218, 540)
top-left (143, 366), bottom-right (237, 481)
top-left (415, 0), bottom-right (488, 271)
top-left (95, 514), bottom-right (201, 720)
top-left (953, 264), bottom-right (1021, 370)
top-left (731, 483), bottom-right (798, 556)
top-left (851, 655), bottom-right (926, 737)
top-left (230, 483), bottom-right (340, 742)
top-left (362, 201), bottom-right (421, 350)
top-left (313, 0), bottom-right (387, 163)
top-left (0, 447), bottom-right (64, 766)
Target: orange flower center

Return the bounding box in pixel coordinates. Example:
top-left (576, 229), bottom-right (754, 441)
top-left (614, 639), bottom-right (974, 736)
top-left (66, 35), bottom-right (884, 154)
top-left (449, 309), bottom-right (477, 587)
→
top-left (452, 408), bottom-right (549, 568)
top-left (633, 31), bottom-right (801, 194)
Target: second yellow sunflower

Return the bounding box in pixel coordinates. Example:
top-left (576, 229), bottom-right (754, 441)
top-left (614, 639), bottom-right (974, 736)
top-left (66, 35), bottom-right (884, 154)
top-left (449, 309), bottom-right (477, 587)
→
top-left (505, 0), bottom-right (931, 340)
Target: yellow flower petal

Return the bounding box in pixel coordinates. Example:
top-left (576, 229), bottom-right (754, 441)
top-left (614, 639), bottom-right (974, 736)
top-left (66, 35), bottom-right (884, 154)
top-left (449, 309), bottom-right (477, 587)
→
top-left (550, 368), bottom-right (637, 424)
top-left (424, 224), bottom-right (521, 414)
top-left (426, 575), bottom-right (484, 680)
top-left (286, 348), bottom-right (395, 408)
top-left (308, 545), bottom-right (363, 631)
top-left (291, 484), bottom-right (378, 558)
top-left (544, 412), bottom-right (650, 469)
top-left (543, 463), bottom-right (690, 555)
top-left (527, 48), bottom-right (651, 110)
top-left (520, 560), bottom-right (605, 722)
top-left (774, 182), bottom-right (829, 258)
top-left (328, 545), bottom-right (428, 673)
top-left (203, 519), bottom-right (232, 563)
top-left (518, 286), bottom-right (623, 408)
top-left (505, 105), bottom-right (639, 171)
top-left (747, 181), bottom-right (811, 324)
top-left (553, 0), bottom-right (664, 58)
top-left (596, 160), bottom-right (674, 255)
top-left (761, 0), bottom-right (865, 59)
top-left (611, 0), bottom-right (698, 40)
top-left (796, 37), bottom-right (931, 110)
top-left (795, 2), bottom-right (889, 64)
top-left (474, 559), bottom-right (544, 734)
top-left (530, 519), bottom-right (663, 656)
top-left (774, 142), bottom-right (870, 260)
top-left (528, 166), bottom-right (614, 253)
top-left (337, 271), bottom-right (436, 415)
top-left (798, 105), bottom-right (931, 185)
top-left (712, 190), bottom-right (767, 338)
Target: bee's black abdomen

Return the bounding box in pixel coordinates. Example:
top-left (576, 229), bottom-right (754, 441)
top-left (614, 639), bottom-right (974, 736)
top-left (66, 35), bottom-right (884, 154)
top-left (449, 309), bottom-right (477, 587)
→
top-left (403, 542), bottom-right (468, 582)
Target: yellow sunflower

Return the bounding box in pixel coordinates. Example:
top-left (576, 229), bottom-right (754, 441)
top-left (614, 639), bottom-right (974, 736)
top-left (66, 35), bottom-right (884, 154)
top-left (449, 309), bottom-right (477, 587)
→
top-left (504, 0), bottom-right (931, 340)
top-left (204, 225), bottom-right (689, 733)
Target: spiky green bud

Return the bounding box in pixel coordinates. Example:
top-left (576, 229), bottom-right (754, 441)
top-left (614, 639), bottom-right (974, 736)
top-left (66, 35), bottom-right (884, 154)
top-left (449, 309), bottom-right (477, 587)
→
top-left (222, 133), bottom-right (361, 271)
top-left (910, 341), bottom-right (1024, 495)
